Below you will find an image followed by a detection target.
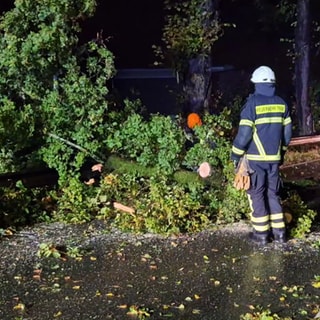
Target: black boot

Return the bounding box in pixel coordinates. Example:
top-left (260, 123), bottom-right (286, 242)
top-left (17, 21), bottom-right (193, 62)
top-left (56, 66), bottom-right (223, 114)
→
top-left (273, 232), bottom-right (287, 243)
top-left (271, 228), bottom-right (287, 243)
top-left (249, 232), bottom-right (269, 245)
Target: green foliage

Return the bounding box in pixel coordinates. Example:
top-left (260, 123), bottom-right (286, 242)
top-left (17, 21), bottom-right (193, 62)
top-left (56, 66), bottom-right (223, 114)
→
top-left (282, 191), bottom-right (317, 239)
top-left (0, 91), bottom-right (250, 233)
top-left (95, 173), bottom-right (214, 234)
top-left (0, 0), bottom-right (116, 185)
top-left (0, 0), bottom-right (84, 100)
top-left (0, 182), bottom-right (49, 228)
top-left (37, 242), bottom-right (61, 259)
top-left (106, 154), bottom-right (210, 187)
top-left (0, 0), bottom-right (96, 153)
top-left (182, 109), bottom-right (250, 225)
top-left (103, 108), bottom-right (250, 231)
top-left (217, 179), bottom-right (250, 224)
top-left (49, 178), bottom-right (97, 223)
top-left (97, 106), bottom-right (317, 235)
top-left (75, 109), bottom-right (247, 232)
top-left (66, 246), bottom-right (84, 259)
top-left (0, 98), bottom-right (39, 172)
top-left (183, 109), bottom-right (233, 170)
top-left (127, 305), bottom-right (152, 319)
top-left (107, 114), bottom-right (185, 175)
top-left (154, 0), bottom-right (225, 72)
top-left (228, 95), bottom-right (248, 127)
top-left (40, 39), bottom-right (115, 185)
top-left (135, 177), bottom-right (210, 234)
top-left (46, 167), bottom-right (223, 234)
top-left (240, 307), bottom-right (292, 320)
top-left (37, 242), bottom-right (67, 259)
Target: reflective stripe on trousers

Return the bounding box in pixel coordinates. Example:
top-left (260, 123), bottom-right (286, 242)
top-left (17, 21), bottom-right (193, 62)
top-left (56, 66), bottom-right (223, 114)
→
top-left (246, 162), bottom-right (285, 234)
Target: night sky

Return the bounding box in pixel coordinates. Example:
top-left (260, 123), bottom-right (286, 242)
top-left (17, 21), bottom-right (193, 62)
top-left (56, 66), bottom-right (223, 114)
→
top-left (80, 0), bottom-right (285, 71)
top-left (80, 0), bottom-right (164, 68)
top-left (0, 0), bottom-right (318, 86)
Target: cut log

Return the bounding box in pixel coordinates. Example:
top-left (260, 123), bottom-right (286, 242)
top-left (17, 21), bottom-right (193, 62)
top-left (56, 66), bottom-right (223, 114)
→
top-left (113, 202), bottom-right (135, 214)
top-left (289, 135), bottom-right (320, 146)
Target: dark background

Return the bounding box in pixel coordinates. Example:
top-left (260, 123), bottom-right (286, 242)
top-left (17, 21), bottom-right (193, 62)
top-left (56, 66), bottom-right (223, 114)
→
top-left (81, 0), bottom-right (165, 69)
top-left (80, 0), bottom-right (289, 73)
top-left (0, 0), bottom-right (289, 70)
top-left (1, 0), bottom-right (319, 92)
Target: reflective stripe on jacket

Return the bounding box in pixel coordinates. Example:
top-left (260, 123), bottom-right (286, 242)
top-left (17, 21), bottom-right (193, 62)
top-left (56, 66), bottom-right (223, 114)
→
top-left (231, 85), bottom-right (292, 163)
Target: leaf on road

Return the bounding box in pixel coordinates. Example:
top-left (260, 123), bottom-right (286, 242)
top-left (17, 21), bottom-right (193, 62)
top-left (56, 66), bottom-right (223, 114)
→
top-left (53, 311), bottom-right (62, 317)
top-left (13, 303), bottom-right (25, 311)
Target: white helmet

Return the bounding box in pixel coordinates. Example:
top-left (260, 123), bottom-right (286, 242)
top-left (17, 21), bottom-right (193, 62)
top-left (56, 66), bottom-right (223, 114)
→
top-left (250, 66), bottom-right (276, 83)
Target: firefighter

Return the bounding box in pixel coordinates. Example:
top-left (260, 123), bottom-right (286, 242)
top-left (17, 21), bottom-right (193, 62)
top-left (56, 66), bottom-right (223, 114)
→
top-left (231, 66), bottom-right (292, 245)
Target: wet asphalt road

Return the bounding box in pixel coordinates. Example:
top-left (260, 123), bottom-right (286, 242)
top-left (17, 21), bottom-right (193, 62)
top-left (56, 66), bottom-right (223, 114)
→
top-left (0, 221), bottom-right (320, 319)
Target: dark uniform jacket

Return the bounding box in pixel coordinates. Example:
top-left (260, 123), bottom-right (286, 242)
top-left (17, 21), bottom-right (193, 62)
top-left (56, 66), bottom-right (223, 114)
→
top-left (231, 83), bottom-right (292, 163)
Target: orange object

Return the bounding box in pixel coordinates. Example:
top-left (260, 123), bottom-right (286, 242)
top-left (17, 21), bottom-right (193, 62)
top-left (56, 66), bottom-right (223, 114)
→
top-left (187, 113), bottom-right (202, 129)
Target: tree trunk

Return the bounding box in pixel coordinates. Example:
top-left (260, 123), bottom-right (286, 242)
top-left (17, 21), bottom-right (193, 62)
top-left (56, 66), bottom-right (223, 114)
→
top-left (295, 0), bottom-right (312, 135)
top-left (183, 55), bottom-right (212, 115)
top-left (182, 0), bottom-right (217, 115)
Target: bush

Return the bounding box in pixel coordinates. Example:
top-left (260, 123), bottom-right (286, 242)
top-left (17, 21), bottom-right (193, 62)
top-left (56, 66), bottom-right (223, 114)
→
top-left (282, 191), bottom-right (317, 239)
top-left (0, 1), bottom-right (116, 186)
top-left (107, 114), bottom-right (185, 175)
top-left (50, 109), bottom-right (248, 233)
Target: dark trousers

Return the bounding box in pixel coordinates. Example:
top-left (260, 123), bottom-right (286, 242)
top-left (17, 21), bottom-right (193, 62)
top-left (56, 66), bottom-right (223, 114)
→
top-left (246, 162), bottom-right (285, 235)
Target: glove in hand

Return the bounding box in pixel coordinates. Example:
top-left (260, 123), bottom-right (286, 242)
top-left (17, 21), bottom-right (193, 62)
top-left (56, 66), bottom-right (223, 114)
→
top-left (234, 173), bottom-right (250, 190)
top-left (233, 156), bottom-right (253, 191)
